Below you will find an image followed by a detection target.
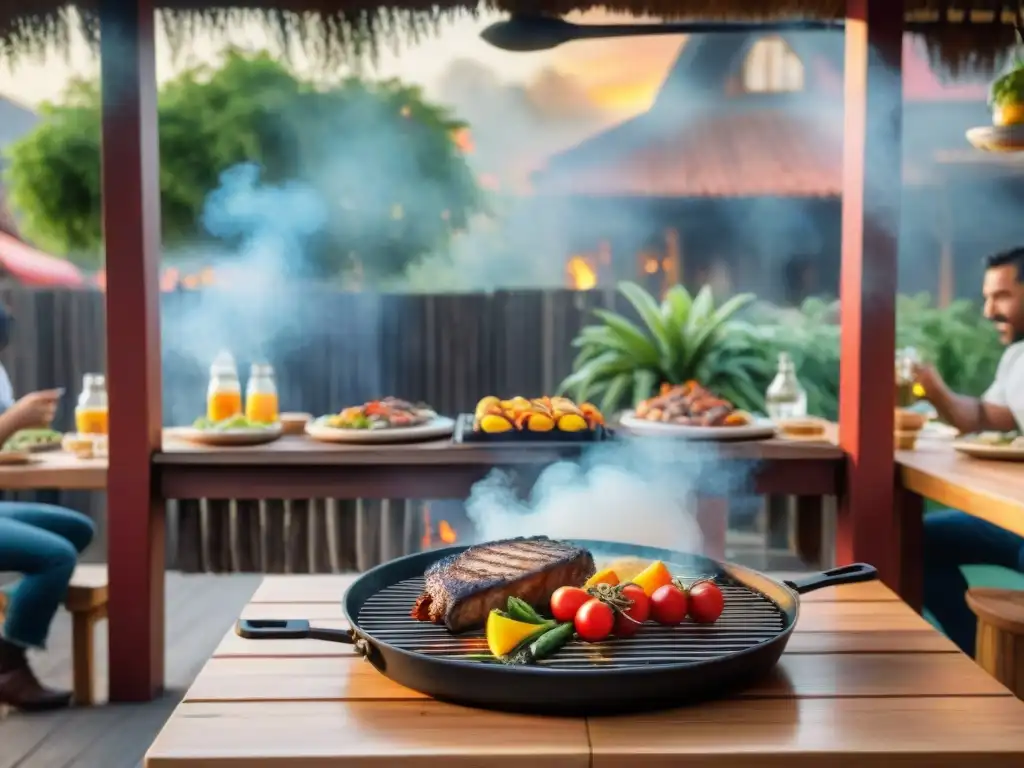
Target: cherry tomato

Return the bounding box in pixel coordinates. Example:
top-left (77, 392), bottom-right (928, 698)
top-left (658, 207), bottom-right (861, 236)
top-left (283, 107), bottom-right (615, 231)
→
top-left (650, 583), bottom-right (688, 626)
top-left (575, 598), bottom-right (615, 642)
top-left (550, 586), bottom-right (591, 623)
top-left (687, 580), bottom-right (724, 624)
top-left (614, 583), bottom-right (650, 637)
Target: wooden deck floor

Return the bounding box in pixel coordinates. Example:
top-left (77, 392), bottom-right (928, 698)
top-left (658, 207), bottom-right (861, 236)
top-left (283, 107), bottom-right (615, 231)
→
top-left (0, 572), bottom-right (262, 768)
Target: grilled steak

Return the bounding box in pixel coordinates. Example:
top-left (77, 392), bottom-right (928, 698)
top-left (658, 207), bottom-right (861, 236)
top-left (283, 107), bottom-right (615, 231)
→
top-left (410, 536), bottom-right (595, 633)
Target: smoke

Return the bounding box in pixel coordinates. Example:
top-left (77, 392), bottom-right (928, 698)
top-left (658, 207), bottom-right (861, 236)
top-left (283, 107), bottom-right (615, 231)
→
top-left (466, 437), bottom-right (752, 554)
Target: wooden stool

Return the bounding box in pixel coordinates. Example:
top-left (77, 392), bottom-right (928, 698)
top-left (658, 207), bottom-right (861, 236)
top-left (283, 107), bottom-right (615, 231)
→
top-left (0, 564), bottom-right (109, 706)
top-left (966, 587), bottom-right (1024, 699)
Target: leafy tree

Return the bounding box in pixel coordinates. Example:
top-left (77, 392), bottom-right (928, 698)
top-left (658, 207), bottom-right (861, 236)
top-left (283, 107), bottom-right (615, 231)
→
top-left (3, 50), bottom-right (480, 277)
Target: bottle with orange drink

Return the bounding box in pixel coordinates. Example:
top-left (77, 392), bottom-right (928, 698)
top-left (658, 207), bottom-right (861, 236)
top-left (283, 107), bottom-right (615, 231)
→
top-left (207, 351), bottom-right (242, 422)
top-left (245, 363), bottom-right (279, 424)
top-left (75, 373), bottom-right (109, 434)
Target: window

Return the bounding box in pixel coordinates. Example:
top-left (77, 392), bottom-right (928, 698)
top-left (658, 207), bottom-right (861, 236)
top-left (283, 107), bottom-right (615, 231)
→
top-left (742, 36), bottom-right (804, 93)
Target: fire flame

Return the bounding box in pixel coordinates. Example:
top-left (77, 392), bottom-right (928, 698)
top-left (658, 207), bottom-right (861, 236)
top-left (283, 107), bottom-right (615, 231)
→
top-left (421, 505), bottom-right (458, 549)
top-left (566, 256), bottom-right (597, 290)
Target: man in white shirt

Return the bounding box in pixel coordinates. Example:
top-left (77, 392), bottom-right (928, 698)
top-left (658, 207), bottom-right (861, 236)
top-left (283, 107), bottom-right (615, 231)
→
top-left (913, 246), bottom-right (1024, 656)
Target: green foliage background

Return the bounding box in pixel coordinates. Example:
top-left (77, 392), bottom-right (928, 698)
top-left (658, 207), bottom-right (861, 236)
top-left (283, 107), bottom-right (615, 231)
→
top-left (3, 50), bottom-right (480, 278)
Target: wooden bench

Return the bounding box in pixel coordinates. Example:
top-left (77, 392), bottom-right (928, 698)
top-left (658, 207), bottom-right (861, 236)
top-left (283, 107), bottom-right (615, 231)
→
top-left (967, 587), bottom-right (1024, 700)
top-left (0, 564), bottom-right (108, 705)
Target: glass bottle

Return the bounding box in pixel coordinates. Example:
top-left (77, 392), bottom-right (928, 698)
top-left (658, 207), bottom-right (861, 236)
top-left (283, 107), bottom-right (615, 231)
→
top-left (895, 347), bottom-right (921, 407)
top-left (75, 373), bottom-right (109, 435)
top-left (206, 351), bottom-right (242, 423)
top-left (245, 363), bottom-right (279, 424)
top-left (766, 352), bottom-right (808, 420)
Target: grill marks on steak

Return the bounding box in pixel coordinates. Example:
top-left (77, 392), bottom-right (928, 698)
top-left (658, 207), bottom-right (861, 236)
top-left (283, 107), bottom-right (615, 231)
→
top-left (410, 536), bottom-right (595, 633)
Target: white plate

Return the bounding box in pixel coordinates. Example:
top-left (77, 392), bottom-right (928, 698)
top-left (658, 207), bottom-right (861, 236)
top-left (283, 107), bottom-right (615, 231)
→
top-left (305, 416), bottom-right (455, 444)
top-left (966, 124), bottom-right (1024, 152)
top-left (618, 412), bottom-right (777, 441)
top-left (921, 422), bottom-right (959, 440)
top-left (168, 424), bottom-right (283, 447)
top-left (953, 441), bottom-right (1024, 462)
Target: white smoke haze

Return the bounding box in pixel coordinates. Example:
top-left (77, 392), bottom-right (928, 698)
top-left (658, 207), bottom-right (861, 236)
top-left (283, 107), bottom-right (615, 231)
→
top-left (466, 438), bottom-right (754, 554)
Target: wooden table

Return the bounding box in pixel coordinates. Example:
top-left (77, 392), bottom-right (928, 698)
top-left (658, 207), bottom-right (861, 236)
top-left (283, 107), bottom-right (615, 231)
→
top-left (0, 450), bottom-right (106, 490)
top-left (156, 434), bottom-right (845, 499)
top-left (897, 440), bottom-right (1024, 538)
top-left (146, 574), bottom-right (1024, 767)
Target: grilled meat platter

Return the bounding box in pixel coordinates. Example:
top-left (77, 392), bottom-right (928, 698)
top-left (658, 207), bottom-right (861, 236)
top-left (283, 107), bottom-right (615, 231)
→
top-left (411, 536), bottom-right (596, 633)
top-left (634, 382), bottom-right (751, 427)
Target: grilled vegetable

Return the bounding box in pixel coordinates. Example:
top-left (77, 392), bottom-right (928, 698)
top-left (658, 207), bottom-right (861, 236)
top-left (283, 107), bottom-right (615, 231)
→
top-left (479, 414), bottom-right (514, 433)
top-left (486, 611), bottom-right (554, 657)
top-left (650, 583), bottom-right (688, 626)
top-left (632, 560), bottom-right (674, 597)
top-left (506, 597), bottom-right (547, 624)
top-left (504, 622), bottom-right (575, 665)
top-left (556, 413), bottom-right (588, 432)
top-left (584, 568), bottom-right (620, 588)
top-left (613, 583), bottom-right (650, 638)
top-left (687, 580), bottom-right (724, 624)
top-left (575, 598), bottom-right (615, 642)
top-left (550, 586), bottom-right (591, 622)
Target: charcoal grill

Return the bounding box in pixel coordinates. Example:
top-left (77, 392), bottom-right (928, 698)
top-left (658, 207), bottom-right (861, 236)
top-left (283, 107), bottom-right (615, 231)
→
top-left (238, 539), bottom-right (877, 715)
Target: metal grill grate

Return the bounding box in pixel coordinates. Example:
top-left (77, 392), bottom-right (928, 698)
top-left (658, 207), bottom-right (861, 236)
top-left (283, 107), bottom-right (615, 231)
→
top-left (357, 567), bottom-right (786, 669)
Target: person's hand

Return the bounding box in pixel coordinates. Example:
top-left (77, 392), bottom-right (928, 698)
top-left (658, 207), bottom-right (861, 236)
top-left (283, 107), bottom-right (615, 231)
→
top-left (912, 363), bottom-right (944, 400)
top-left (8, 389), bottom-right (61, 429)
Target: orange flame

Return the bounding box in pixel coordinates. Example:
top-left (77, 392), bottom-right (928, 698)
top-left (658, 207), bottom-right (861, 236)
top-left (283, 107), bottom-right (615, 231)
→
top-left (566, 256), bottom-right (598, 291)
top-left (438, 520), bottom-right (457, 544)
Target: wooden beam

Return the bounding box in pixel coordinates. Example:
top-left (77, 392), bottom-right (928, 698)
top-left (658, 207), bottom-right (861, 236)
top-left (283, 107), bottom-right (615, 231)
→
top-left (99, 0), bottom-right (165, 701)
top-left (837, 1), bottom-right (903, 588)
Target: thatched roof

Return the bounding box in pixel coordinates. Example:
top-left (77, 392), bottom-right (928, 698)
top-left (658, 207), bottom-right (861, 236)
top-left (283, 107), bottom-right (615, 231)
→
top-left (0, 2), bottom-right (1021, 73)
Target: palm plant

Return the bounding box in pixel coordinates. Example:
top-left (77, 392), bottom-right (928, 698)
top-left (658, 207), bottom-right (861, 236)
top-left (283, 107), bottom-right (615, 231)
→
top-left (559, 281), bottom-right (773, 415)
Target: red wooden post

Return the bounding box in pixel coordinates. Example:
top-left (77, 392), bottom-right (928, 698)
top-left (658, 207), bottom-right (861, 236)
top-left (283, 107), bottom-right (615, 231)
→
top-left (837, 2), bottom-right (903, 588)
top-left (99, 0), bottom-right (165, 701)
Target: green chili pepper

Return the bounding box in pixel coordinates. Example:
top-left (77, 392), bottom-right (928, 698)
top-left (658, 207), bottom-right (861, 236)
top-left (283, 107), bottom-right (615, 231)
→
top-left (501, 622), bottom-right (574, 665)
top-left (506, 597), bottom-right (547, 624)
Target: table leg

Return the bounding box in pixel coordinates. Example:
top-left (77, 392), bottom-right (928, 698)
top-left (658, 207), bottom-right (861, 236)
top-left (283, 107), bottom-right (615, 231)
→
top-left (794, 496), bottom-right (824, 569)
top-left (894, 481), bottom-right (924, 613)
top-left (696, 497), bottom-right (728, 560)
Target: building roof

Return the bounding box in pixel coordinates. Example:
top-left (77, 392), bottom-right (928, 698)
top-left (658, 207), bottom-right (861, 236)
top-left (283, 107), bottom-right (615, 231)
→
top-left (533, 33), bottom-right (994, 200)
top-left (0, 230), bottom-right (85, 287)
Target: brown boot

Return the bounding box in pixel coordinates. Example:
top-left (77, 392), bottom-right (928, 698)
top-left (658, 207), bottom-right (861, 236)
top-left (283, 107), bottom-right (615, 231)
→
top-left (0, 638), bottom-right (72, 712)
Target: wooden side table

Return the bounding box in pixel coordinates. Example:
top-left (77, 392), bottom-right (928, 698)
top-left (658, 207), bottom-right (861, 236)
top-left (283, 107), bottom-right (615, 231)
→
top-left (967, 588), bottom-right (1024, 699)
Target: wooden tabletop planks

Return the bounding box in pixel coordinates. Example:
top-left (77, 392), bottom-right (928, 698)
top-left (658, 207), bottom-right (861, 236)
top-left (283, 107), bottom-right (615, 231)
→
top-left (146, 574), bottom-right (1024, 768)
top-left (897, 441), bottom-right (1024, 538)
top-left (0, 451), bottom-right (106, 490)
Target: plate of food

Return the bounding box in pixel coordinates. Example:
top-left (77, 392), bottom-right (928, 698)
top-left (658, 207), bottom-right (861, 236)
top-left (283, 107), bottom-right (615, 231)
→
top-left (0, 449), bottom-right (35, 466)
top-left (953, 431), bottom-right (1024, 461)
top-left (4, 428), bottom-right (63, 453)
top-left (170, 415), bottom-right (283, 446)
top-left (305, 398), bottom-right (454, 444)
top-left (619, 382), bottom-right (776, 441)
top-left (457, 395), bottom-right (608, 443)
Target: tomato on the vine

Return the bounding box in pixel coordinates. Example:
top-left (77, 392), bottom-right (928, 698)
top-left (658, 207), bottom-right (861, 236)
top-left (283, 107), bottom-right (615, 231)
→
top-left (550, 586), bottom-right (590, 623)
top-left (688, 580), bottom-right (724, 624)
top-left (575, 598), bottom-right (615, 642)
top-left (650, 583), bottom-right (688, 626)
top-left (613, 583), bottom-right (650, 637)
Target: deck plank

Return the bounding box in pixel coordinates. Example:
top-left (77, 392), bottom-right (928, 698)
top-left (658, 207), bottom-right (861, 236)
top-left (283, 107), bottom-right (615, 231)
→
top-left (0, 573), bottom-right (261, 768)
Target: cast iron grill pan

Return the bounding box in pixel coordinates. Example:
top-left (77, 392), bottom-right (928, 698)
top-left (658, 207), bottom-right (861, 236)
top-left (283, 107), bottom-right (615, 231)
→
top-left (238, 540), bottom-right (877, 715)
top-left (357, 571), bottom-right (784, 668)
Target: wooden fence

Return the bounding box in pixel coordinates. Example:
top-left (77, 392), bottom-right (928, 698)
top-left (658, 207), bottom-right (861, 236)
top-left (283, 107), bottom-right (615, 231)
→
top-left (0, 286), bottom-right (666, 572)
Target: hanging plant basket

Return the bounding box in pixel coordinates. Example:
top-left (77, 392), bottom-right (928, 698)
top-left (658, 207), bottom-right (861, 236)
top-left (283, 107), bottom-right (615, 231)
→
top-left (969, 24), bottom-right (1024, 153)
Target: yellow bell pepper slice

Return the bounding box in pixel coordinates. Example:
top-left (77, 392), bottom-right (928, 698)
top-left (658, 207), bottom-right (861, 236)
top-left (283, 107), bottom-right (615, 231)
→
top-left (486, 611), bottom-right (549, 658)
top-left (632, 560), bottom-right (674, 597)
top-left (584, 568), bottom-right (620, 588)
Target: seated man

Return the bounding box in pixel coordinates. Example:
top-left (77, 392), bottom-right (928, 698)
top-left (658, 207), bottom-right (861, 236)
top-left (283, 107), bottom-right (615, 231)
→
top-left (0, 303), bottom-right (95, 711)
top-left (914, 246), bottom-right (1024, 656)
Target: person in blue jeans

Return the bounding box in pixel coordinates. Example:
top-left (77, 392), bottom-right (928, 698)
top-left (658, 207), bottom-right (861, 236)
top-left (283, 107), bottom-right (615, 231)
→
top-left (0, 303), bottom-right (95, 711)
top-left (915, 247), bottom-right (1024, 656)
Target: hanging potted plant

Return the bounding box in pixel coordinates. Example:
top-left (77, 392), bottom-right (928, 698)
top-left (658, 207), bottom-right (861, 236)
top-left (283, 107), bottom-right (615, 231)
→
top-left (968, 31), bottom-right (1024, 151)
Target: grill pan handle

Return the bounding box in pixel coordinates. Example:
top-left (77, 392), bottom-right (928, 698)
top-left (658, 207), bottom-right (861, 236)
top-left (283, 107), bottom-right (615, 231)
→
top-left (235, 619), bottom-right (355, 643)
top-left (783, 563), bottom-right (878, 594)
